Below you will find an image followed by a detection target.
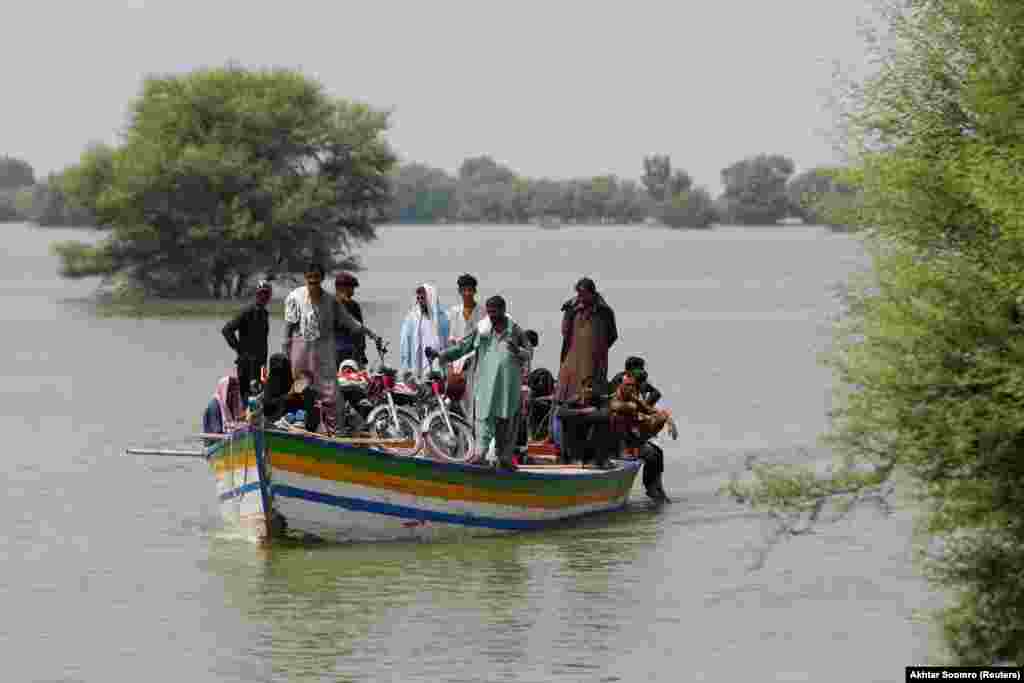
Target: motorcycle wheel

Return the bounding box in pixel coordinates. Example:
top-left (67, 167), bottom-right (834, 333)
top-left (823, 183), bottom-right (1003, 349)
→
top-left (422, 410), bottom-right (476, 463)
top-left (365, 405), bottom-right (423, 457)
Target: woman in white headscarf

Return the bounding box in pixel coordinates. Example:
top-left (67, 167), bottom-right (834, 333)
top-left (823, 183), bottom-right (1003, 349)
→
top-left (399, 283), bottom-right (450, 381)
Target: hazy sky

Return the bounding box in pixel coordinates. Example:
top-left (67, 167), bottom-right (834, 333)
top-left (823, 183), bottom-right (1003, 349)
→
top-left (3, 0), bottom-right (875, 192)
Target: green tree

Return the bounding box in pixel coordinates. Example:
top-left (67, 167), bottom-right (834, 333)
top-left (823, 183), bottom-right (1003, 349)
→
top-left (455, 156), bottom-right (519, 223)
top-left (0, 192), bottom-right (20, 221)
top-left (53, 66), bottom-right (396, 298)
top-left (658, 187), bottom-right (716, 229)
top-left (786, 167), bottom-right (858, 229)
top-left (23, 174), bottom-right (95, 227)
top-left (718, 154), bottom-right (795, 225)
top-left (390, 162), bottom-right (457, 223)
top-left (641, 154), bottom-right (692, 202)
top-left (0, 155), bottom-right (35, 190)
top-left (728, 0), bottom-right (1024, 664)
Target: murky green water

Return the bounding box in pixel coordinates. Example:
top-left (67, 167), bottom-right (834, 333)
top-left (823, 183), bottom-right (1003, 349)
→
top-left (0, 222), bottom-right (941, 681)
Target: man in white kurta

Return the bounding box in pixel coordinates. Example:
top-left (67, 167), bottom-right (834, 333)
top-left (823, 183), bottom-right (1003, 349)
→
top-left (283, 266), bottom-right (338, 432)
top-left (446, 273), bottom-right (485, 418)
top-left (283, 264), bottom-right (380, 434)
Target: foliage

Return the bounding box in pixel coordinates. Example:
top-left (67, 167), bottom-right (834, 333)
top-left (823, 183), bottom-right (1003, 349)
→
top-left (641, 154), bottom-right (692, 202)
top-left (52, 66), bottom-right (396, 298)
top-left (0, 189), bottom-right (20, 221)
top-left (786, 167), bottom-right (859, 229)
top-left (657, 187), bottom-right (717, 229)
top-left (0, 155), bottom-right (95, 225)
top-left (0, 155), bottom-right (35, 190)
top-left (719, 153), bottom-right (796, 225)
top-left (24, 176), bottom-right (95, 226)
top-left (390, 162), bottom-right (457, 223)
top-left (726, 0), bottom-right (1024, 664)
top-left (387, 156), bottom-right (660, 225)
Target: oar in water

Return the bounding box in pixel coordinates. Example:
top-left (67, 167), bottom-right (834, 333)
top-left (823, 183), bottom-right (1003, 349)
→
top-left (125, 432), bottom-right (230, 457)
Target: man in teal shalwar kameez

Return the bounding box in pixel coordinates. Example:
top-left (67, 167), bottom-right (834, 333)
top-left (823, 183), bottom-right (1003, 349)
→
top-left (428, 295), bottom-right (530, 470)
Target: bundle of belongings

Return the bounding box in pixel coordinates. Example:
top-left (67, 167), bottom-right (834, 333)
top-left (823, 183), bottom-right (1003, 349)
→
top-left (337, 359), bottom-right (370, 390)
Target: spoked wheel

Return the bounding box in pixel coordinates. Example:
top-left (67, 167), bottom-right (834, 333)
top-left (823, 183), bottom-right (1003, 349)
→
top-left (422, 410), bottom-right (476, 462)
top-left (365, 406), bottom-right (423, 457)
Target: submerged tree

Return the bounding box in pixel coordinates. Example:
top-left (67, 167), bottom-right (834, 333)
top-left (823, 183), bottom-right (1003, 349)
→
top-left (716, 154), bottom-right (794, 224)
top-left (0, 155), bottom-right (35, 190)
top-left (728, 0), bottom-right (1024, 664)
top-left (641, 154), bottom-right (692, 203)
top-left (53, 66), bottom-right (396, 298)
top-left (786, 167), bottom-right (858, 229)
top-left (390, 162), bottom-right (457, 223)
top-left (718, 154), bottom-right (795, 225)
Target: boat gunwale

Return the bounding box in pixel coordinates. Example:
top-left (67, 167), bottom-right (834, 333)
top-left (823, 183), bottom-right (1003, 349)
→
top-left (207, 425), bottom-right (640, 482)
top-left (262, 427), bottom-right (640, 482)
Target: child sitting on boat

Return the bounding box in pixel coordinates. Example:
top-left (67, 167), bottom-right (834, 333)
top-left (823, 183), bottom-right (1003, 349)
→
top-left (262, 352), bottom-right (322, 432)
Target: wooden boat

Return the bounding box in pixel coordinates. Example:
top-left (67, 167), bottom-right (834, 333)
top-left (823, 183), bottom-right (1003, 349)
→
top-left (207, 425), bottom-right (640, 543)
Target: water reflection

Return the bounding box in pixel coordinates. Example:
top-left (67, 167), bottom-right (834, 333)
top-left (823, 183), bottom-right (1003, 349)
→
top-left (204, 504), bottom-right (665, 682)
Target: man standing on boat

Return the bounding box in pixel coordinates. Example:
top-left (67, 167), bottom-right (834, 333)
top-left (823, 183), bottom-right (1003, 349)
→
top-left (552, 277), bottom-right (618, 450)
top-left (446, 274), bottom-right (484, 418)
top-left (283, 263), bottom-right (382, 434)
top-left (222, 280), bottom-right (272, 408)
top-left (399, 283), bottom-right (449, 382)
top-left (334, 271), bottom-right (368, 370)
top-left (427, 295), bottom-right (530, 470)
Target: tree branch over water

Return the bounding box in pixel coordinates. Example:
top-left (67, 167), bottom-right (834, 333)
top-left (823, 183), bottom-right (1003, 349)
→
top-left (726, 0), bottom-right (1024, 664)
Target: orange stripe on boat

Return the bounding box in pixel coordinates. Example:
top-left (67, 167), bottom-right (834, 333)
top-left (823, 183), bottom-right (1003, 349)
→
top-left (271, 453), bottom-right (623, 510)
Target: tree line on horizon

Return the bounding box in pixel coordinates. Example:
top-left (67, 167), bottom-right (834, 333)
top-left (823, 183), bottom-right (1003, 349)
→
top-left (0, 155), bottom-right (93, 227)
top-left (389, 152), bottom-right (855, 229)
top-left (2, 149), bottom-right (855, 232)
top-left (0, 65), bottom-right (857, 302)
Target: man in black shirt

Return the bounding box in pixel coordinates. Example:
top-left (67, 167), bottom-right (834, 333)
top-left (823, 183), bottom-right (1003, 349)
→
top-left (222, 280), bottom-right (272, 408)
top-left (334, 271), bottom-right (368, 369)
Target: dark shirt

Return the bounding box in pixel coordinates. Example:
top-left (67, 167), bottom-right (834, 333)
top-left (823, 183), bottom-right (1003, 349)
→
top-left (202, 397), bottom-right (224, 434)
top-left (222, 304), bottom-right (269, 362)
top-left (609, 371), bottom-right (662, 406)
top-left (335, 299), bottom-right (367, 364)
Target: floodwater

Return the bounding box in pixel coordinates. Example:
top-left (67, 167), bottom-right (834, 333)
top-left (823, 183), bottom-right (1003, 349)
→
top-left (0, 221), bottom-right (942, 682)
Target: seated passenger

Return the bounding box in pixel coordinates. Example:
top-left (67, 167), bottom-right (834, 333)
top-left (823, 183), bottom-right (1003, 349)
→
top-left (610, 356), bottom-right (662, 406)
top-left (610, 374), bottom-right (670, 441)
top-left (202, 375), bottom-right (244, 435)
top-left (556, 377), bottom-right (616, 469)
top-left (515, 329), bottom-right (541, 458)
top-left (263, 352), bottom-right (321, 432)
